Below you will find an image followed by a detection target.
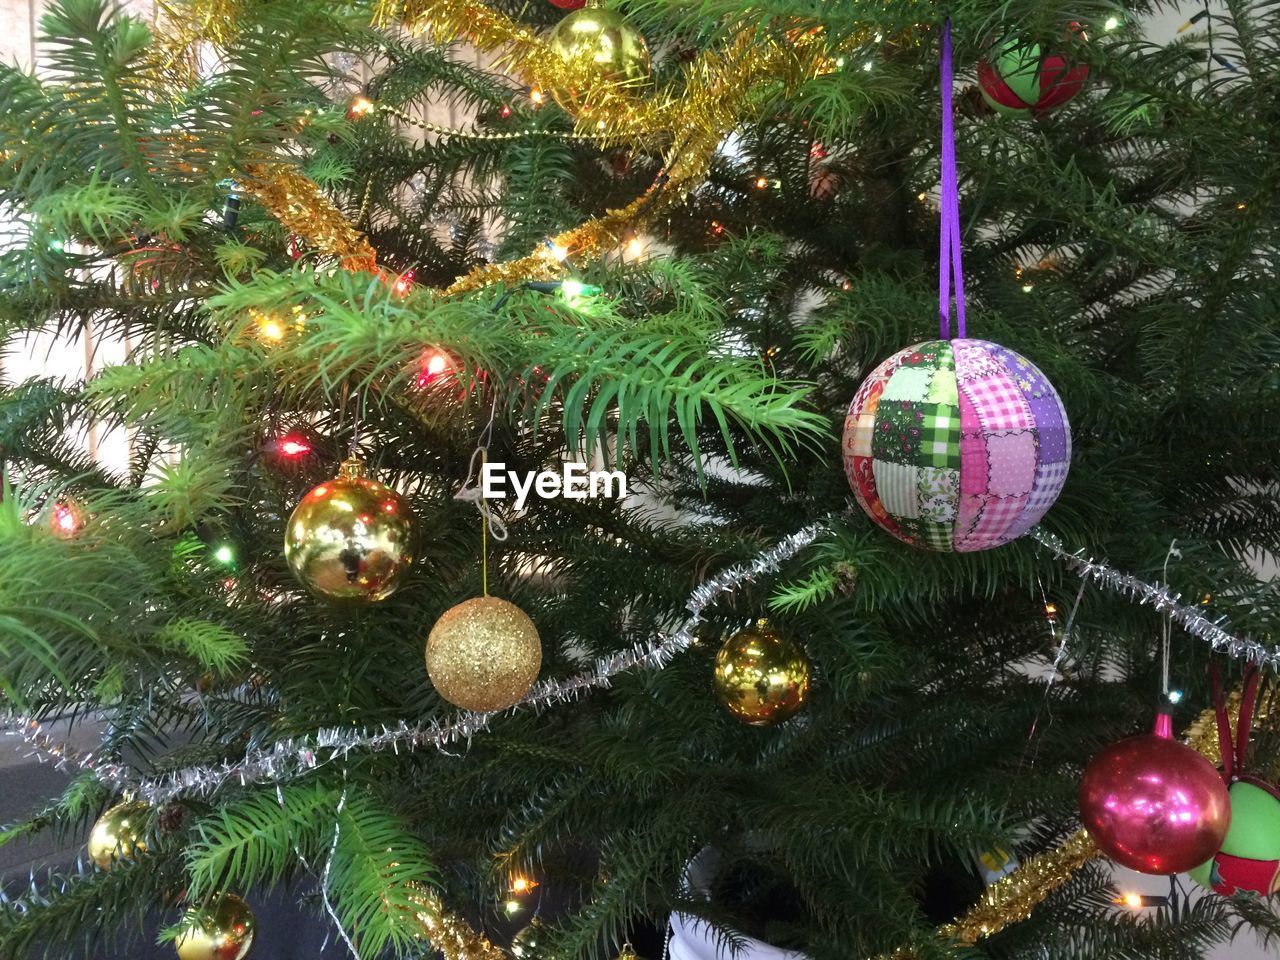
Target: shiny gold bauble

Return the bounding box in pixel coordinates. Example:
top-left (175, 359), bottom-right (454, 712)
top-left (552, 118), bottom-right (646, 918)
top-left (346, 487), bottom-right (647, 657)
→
top-left (284, 458), bottom-right (414, 603)
top-left (175, 895), bottom-right (255, 960)
top-left (713, 619), bottom-right (810, 726)
top-left (426, 596), bottom-right (542, 712)
top-left (87, 801), bottom-right (149, 870)
top-left (548, 8), bottom-right (651, 100)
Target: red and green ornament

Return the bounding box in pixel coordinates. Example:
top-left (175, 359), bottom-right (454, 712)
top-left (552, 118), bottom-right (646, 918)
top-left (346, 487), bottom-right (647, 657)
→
top-left (1191, 666), bottom-right (1280, 896)
top-left (977, 35), bottom-right (1088, 118)
top-left (1190, 781), bottom-right (1280, 895)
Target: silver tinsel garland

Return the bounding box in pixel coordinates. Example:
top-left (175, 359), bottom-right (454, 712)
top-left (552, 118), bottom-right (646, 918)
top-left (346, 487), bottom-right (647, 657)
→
top-left (1029, 527), bottom-right (1280, 668)
top-left (1, 523), bottom-right (829, 804)
top-left (5, 522), bottom-right (1273, 805)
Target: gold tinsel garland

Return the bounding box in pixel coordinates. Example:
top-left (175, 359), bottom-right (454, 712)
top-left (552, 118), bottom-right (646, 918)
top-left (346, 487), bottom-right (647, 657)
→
top-left (395, 697), bottom-right (1244, 960)
top-left (444, 176), bottom-right (667, 295)
top-left (148, 0), bottom-right (247, 88)
top-left (374, 0), bottom-right (648, 141)
top-left (149, 0), bottom-right (850, 291)
top-left (374, 0), bottom-right (845, 147)
top-left (239, 162), bottom-right (378, 272)
top-left (410, 888), bottom-right (509, 960)
top-left (928, 830), bottom-right (1099, 952)
top-left (373, 0), bottom-right (849, 293)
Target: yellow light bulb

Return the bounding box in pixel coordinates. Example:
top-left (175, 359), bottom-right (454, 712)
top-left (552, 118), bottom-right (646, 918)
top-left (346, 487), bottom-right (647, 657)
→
top-left (258, 317), bottom-right (285, 341)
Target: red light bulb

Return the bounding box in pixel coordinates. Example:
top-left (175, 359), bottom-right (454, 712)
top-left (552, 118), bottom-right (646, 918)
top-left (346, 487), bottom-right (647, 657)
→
top-left (49, 499), bottom-right (84, 538)
top-left (271, 434), bottom-right (312, 459)
top-left (392, 269), bottom-right (416, 296)
top-left (416, 351), bottom-right (451, 387)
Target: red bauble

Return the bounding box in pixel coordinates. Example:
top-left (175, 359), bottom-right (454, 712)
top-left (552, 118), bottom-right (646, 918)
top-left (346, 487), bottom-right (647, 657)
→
top-left (1079, 712), bottom-right (1231, 875)
top-left (548, 0), bottom-right (586, 9)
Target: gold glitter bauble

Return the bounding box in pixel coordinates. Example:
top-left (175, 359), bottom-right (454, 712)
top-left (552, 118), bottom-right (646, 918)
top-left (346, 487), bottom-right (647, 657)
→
top-left (87, 801), bottom-right (148, 870)
top-left (426, 597), bottom-right (542, 712)
top-left (284, 458), bottom-right (414, 603)
top-left (713, 619), bottom-right (810, 726)
top-left (175, 895), bottom-right (255, 960)
top-left (548, 8), bottom-right (651, 103)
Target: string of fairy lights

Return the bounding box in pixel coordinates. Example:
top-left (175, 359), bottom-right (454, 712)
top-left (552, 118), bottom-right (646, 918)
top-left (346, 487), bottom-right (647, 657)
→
top-left (368, 98), bottom-right (615, 143)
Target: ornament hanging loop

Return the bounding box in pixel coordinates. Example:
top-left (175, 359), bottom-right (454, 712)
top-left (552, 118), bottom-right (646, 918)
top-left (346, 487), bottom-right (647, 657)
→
top-left (349, 389), bottom-right (363, 459)
top-left (1210, 659), bottom-right (1263, 784)
top-left (1159, 539), bottom-right (1181, 699)
top-left (453, 394), bottom-right (509, 603)
top-left (455, 445), bottom-right (509, 543)
top-left (938, 18), bottom-right (968, 340)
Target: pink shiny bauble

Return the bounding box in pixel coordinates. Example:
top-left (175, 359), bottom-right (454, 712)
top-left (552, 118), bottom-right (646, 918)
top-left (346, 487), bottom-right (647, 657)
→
top-left (1079, 713), bottom-right (1231, 875)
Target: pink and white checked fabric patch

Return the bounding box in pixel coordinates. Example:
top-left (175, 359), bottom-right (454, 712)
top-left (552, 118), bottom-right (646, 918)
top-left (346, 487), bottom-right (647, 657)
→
top-left (961, 494), bottom-right (1030, 550)
top-left (961, 375), bottom-right (1033, 432)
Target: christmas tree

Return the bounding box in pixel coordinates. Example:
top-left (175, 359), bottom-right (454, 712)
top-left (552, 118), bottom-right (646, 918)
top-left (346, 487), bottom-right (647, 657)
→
top-left (2, 0), bottom-right (1279, 958)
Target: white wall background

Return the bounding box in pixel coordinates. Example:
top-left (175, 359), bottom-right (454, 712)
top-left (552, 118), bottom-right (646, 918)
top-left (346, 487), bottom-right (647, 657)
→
top-left (1, 2), bottom-right (1274, 957)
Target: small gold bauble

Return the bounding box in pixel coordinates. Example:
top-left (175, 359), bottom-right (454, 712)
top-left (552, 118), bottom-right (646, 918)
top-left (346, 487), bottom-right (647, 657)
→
top-left (713, 619), bottom-right (810, 726)
top-left (548, 8), bottom-right (651, 102)
top-left (175, 894), bottom-right (255, 960)
top-left (87, 801), bottom-right (149, 871)
top-left (284, 458), bottom-right (414, 603)
top-left (426, 596), bottom-right (542, 712)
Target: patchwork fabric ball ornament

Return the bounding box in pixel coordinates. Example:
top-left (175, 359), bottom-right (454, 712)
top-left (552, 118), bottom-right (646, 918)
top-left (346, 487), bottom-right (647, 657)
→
top-left (842, 22), bottom-right (1071, 550)
top-left (842, 339), bottom-right (1070, 551)
top-left (977, 33), bottom-right (1088, 118)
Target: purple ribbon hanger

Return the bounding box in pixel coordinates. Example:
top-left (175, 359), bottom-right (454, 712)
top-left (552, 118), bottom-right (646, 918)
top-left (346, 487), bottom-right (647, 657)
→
top-left (938, 18), bottom-right (967, 340)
